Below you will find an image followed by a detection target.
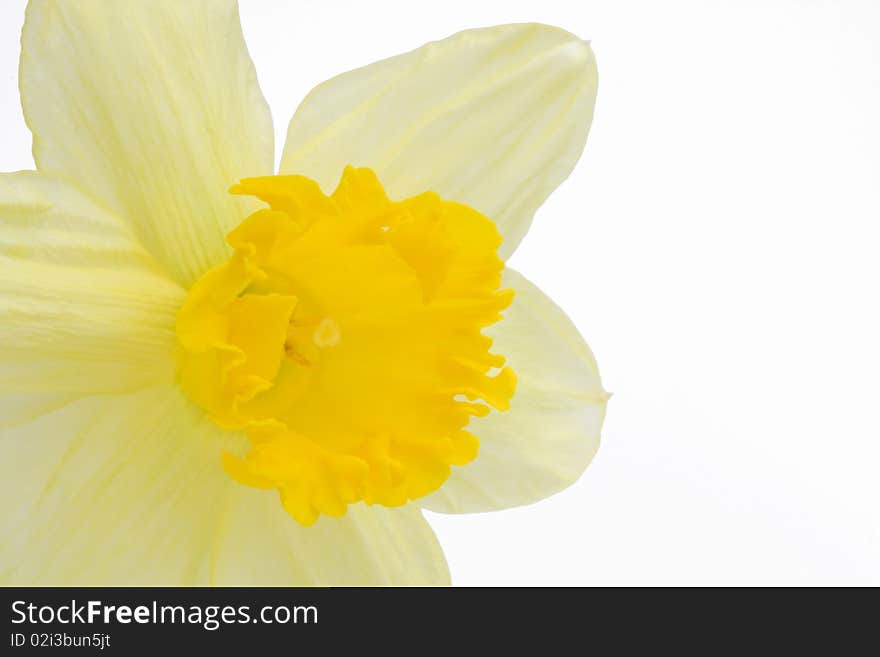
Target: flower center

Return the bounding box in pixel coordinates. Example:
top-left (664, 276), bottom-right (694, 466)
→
top-left (175, 167), bottom-right (516, 525)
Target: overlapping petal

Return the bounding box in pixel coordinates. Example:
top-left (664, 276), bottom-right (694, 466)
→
top-left (280, 23), bottom-right (598, 258)
top-left (422, 268), bottom-right (608, 513)
top-left (19, 0), bottom-right (274, 286)
top-left (0, 385), bottom-right (235, 584)
top-left (0, 384), bottom-right (449, 585)
top-left (213, 488), bottom-right (449, 586)
top-left (0, 172), bottom-right (183, 427)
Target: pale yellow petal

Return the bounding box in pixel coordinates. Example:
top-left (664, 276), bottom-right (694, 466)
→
top-left (0, 383), bottom-right (448, 585)
top-left (280, 23), bottom-right (598, 258)
top-left (0, 385), bottom-right (244, 585)
top-left (422, 268), bottom-right (608, 513)
top-left (212, 490), bottom-right (450, 586)
top-left (0, 172), bottom-right (183, 427)
top-left (20, 0), bottom-right (274, 286)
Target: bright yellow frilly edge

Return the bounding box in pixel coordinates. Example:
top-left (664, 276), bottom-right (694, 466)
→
top-left (175, 166), bottom-right (516, 525)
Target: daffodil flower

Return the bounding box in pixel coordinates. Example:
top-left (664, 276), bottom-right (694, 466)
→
top-left (1, 0), bottom-right (608, 585)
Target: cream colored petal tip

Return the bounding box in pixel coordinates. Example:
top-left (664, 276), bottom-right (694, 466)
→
top-left (281, 23), bottom-right (598, 258)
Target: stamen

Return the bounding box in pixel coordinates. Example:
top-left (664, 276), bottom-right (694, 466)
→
top-left (313, 317), bottom-right (341, 348)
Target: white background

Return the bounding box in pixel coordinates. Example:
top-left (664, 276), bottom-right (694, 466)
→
top-left (2, 0), bottom-right (878, 585)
